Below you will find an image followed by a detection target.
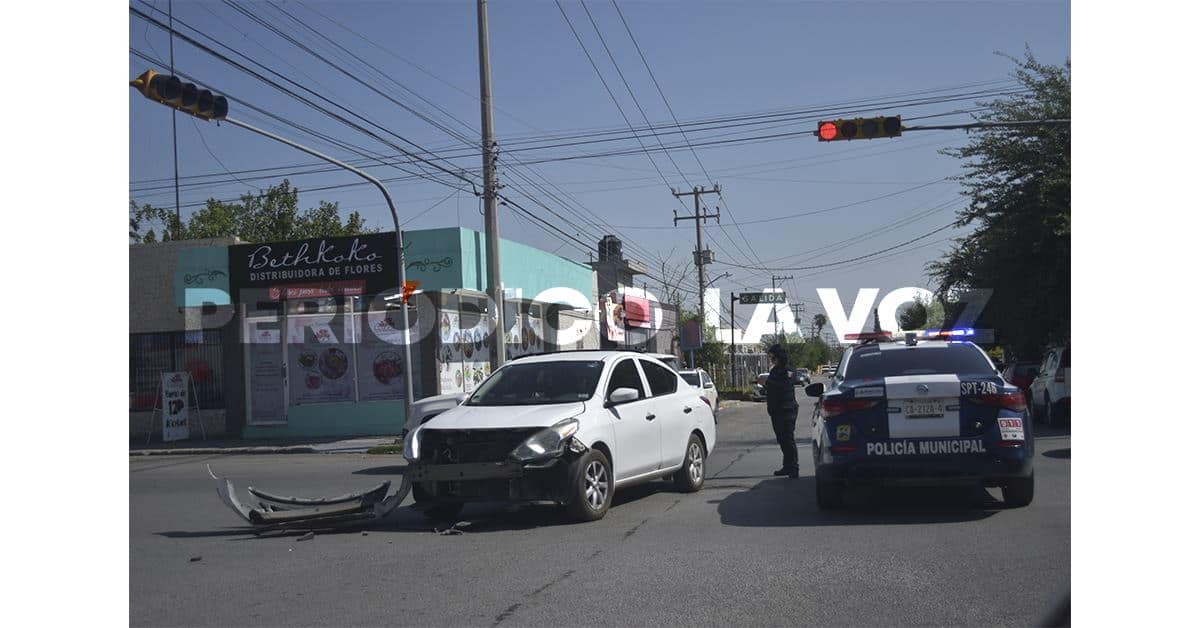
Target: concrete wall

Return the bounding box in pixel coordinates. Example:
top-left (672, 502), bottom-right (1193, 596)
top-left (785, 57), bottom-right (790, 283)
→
top-left (129, 238), bottom-right (237, 334)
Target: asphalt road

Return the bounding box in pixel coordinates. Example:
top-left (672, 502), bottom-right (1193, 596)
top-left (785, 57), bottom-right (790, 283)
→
top-left (130, 393), bottom-right (1071, 627)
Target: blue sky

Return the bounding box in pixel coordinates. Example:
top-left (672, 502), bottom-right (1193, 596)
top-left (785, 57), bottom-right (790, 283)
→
top-left (128, 0), bottom-right (1070, 335)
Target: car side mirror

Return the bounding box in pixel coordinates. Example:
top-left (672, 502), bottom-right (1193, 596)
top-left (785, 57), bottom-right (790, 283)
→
top-left (607, 387), bottom-right (639, 407)
top-left (804, 382), bottom-right (825, 397)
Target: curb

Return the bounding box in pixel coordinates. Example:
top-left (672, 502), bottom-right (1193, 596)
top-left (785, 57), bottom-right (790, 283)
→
top-left (130, 445), bottom-right (317, 456)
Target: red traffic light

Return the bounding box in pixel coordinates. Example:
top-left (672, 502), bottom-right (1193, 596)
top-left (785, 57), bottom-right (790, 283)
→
top-left (816, 115), bottom-right (903, 142)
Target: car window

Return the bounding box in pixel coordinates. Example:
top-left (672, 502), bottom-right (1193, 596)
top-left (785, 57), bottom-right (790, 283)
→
top-left (1060, 348), bottom-right (1070, 368)
top-left (640, 359), bottom-right (679, 396)
top-left (1016, 364), bottom-right (1039, 378)
top-left (844, 344), bottom-right (997, 379)
top-left (701, 371), bottom-right (713, 386)
top-left (607, 359), bottom-right (646, 399)
top-left (680, 372), bottom-right (701, 387)
top-left (466, 361), bottom-right (604, 406)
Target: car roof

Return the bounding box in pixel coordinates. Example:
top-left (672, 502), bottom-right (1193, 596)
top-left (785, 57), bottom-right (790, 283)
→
top-left (508, 350), bottom-right (669, 365)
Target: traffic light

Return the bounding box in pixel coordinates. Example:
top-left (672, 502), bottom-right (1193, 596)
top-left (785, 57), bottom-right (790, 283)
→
top-left (817, 116), bottom-right (902, 141)
top-left (130, 70), bottom-right (229, 121)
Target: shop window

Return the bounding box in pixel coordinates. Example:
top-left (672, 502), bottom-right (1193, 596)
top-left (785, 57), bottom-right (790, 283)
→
top-left (129, 330), bottom-right (224, 410)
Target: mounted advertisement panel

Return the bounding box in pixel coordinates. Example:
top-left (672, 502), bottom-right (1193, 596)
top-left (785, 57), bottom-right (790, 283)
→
top-left (228, 233), bottom-right (398, 302)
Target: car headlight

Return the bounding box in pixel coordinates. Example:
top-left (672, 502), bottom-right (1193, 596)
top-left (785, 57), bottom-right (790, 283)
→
top-left (509, 418), bottom-right (580, 463)
top-left (403, 426), bottom-right (421, 462)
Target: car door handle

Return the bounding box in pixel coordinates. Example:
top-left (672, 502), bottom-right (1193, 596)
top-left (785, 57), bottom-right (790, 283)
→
top-left (683, 406), bottom-right (693, 414)
top-left (645, 413), bottom-right (656, 421)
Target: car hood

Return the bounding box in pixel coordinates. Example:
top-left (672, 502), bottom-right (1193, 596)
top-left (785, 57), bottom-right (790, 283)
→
top-left (421, 402), bottom-right (587, 430)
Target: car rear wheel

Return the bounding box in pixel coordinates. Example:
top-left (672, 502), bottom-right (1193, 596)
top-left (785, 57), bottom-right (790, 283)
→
top-left (566, 449), bottom-right (613, 522)
top-left (673, 434), bottom-right (706, 492)
top-left (815, 468), bottom-right (842, 510)
top-left (1002, 472), bottom-right (1035, 507)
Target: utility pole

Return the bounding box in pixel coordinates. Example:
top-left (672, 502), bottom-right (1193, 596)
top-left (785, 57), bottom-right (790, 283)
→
top-left (771, 274), bottom-right (793, 343)
top-left (673, 185), bottom-right (720, 323)
top-left (791, 302), bottom-right (805, 340)
top-left (477, 0), bottom-right (505, 369)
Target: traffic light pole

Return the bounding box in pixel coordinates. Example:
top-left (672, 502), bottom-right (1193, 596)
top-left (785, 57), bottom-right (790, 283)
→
top-left (221, 116), bottom-right (416, 422)
top-left (729, 292), bottom-right (739, 387)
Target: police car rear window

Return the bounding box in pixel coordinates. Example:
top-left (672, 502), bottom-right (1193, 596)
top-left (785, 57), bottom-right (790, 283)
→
top-left (845, 345), bottom-right (996, 379)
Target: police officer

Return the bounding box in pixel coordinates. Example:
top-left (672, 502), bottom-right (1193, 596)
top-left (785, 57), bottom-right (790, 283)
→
top-left (765, 344), bottom-right (799, 478)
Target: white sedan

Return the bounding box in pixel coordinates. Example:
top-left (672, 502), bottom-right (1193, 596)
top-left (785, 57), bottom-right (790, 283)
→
top-left (679, 368), bottom-right (719, 417)
top-left (404, 350), bottom-right (717, 521)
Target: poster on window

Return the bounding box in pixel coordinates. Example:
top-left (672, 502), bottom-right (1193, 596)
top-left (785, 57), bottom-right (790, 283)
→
top-left (356, 311), bottom-right (421, 401)
top-left (438, 312), bottom-right (464, 394)
top-left (247, 326), bottom-right (286, 425)
top-left (287, 314), bottom-right (355, 405)
top-left (161, 372), bottom-right (190, 442)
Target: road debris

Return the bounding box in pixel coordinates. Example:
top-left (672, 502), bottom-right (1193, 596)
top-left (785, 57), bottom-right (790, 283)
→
top-left (297, 531), bottom-right (316, 542)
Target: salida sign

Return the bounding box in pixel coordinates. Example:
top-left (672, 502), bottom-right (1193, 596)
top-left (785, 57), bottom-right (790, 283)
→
top-left (228, 233), bottom-right (398, 301)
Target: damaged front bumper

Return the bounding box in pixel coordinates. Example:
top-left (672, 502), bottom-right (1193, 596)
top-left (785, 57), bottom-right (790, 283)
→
top-left (410, 457), bottom-right (573, 504)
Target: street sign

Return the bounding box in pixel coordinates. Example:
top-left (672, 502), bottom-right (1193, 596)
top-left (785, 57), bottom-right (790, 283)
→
top-left (739, 292), bottom-right (786, 305)
top-left (680, 319), bottom-right (703, 351)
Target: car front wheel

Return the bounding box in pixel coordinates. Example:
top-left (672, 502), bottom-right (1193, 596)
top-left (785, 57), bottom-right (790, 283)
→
top-left (673, 434), bottom-right (706, 492)
top-left (566, 449), bottom-right (613, 522)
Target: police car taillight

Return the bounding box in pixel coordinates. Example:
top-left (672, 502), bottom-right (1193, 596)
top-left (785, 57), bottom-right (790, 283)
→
top-left (699, 396), bottom-right (712, 408)
top-left (822, 399), bottom-right (880, 417)
top-left (968, 391), bottom-right (1027, 412)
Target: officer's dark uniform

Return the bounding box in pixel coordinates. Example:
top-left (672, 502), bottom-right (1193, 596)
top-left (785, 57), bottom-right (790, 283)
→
top-left (765, 363), bottom-right (799, 477)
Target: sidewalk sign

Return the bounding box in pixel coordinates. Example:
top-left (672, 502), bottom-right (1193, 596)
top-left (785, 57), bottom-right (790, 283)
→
top-left (145, 371), bottom-right (207, 444)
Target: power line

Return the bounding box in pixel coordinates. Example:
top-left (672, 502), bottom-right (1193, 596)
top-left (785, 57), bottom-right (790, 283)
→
top-left (714, 221), bottom-right (960, 273)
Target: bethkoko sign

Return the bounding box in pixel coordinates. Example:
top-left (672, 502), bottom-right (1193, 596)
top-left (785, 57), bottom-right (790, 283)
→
top-left (228, 233), bottom-right (399, 301)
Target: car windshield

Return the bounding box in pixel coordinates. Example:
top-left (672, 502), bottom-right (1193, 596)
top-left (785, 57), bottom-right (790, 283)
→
top-left (845, 344), bottom-right (996, 379)
top-left (466, 360), bottom-right (604, 406)
top-left (680, 372), bottom-right (701, 387)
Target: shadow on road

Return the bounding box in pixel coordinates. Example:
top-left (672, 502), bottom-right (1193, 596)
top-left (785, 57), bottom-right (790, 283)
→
top-left (1042, 448), bottom-right (1070, 459)
top-left (716, 476), bottom-right (1003, 527)
top-left (352, 465), bottom-right (407, 476)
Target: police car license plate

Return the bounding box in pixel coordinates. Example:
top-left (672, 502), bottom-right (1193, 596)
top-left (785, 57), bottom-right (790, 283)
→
top-left (903, 399), bottom-right (944, 418)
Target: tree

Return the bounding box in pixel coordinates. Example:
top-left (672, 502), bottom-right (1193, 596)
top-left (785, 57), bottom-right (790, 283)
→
top-left (896, 301), bottom-right (927, 330)
top-left (129, 179), bottom-right (374, 244)
top-left (811, 313), bottom-right (827, 338)
top-left (927, 49), bottom-right (1070, 359)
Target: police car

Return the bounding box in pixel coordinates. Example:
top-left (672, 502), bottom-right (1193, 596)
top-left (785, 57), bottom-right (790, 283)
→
top-left (805, 329), bottom-right (1034, 509)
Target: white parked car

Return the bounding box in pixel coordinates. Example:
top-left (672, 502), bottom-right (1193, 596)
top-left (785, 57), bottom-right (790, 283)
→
top-left (678, 368), bottom-right (719, 417)
top-left (1029, 346), bottom-right (1070, 427)
top-left (404, 350), bottom-right (717, 522)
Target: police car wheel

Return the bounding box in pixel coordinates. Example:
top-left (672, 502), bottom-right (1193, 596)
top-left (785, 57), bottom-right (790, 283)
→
top-left (815, 469), bottom-right (842, 510)
top-left (673, 434), bottom-right (706, 493)
top-left (1002, 473), bottom-right (1035, 507)
top-left (566, 449), bottom-right (613, 522)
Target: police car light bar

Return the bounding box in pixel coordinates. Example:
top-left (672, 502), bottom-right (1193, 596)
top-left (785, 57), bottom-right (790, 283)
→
top-left (921, 328), bottom-right (975, 338)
